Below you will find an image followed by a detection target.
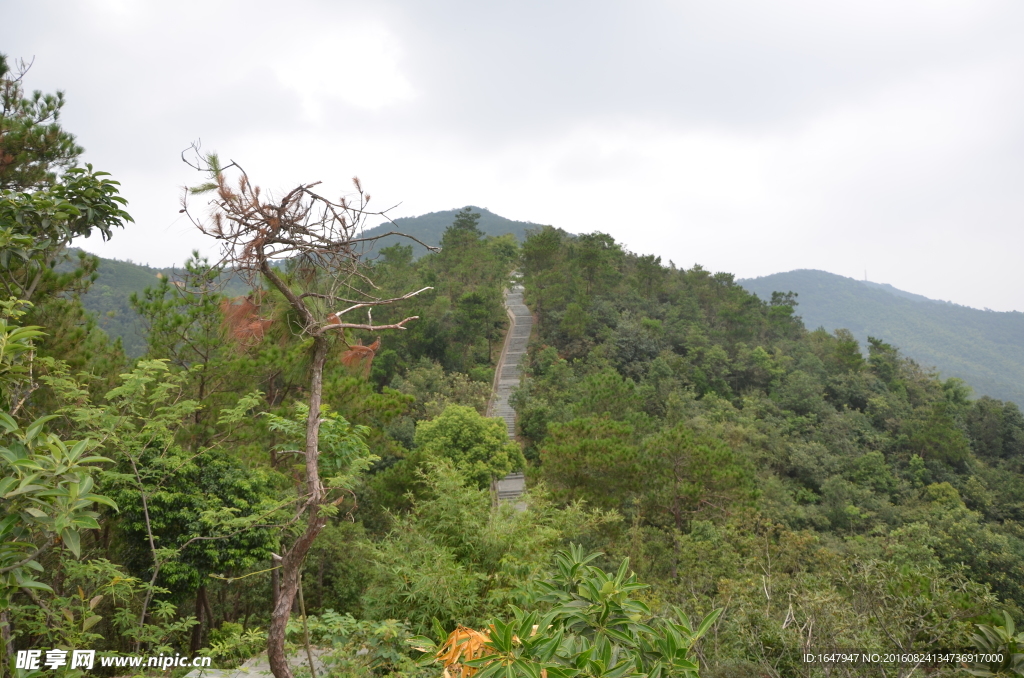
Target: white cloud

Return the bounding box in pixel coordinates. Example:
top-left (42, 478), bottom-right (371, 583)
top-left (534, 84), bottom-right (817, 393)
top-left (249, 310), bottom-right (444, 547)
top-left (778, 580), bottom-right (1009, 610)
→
top-left (272, 25), bottom-right (416, 121)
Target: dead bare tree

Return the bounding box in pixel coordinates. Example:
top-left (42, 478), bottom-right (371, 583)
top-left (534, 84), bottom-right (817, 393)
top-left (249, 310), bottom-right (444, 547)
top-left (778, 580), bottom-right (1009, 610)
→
top-left (180, 148), bottom-right (433, 678)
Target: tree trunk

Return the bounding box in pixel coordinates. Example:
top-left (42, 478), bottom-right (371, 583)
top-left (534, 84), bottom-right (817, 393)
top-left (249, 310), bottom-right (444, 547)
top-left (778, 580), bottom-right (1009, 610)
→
top-left (267, 335), bottom-right (329, 678)
top-left (267, 515), bottom-right (327, 678)
top-left (272, 561), bottom-right (280, 609)
top-left (202, 585), bottom-right (215, 634)
top-left (318, 558), bottom-right (324, 610)
top-left (1, 609), bottom-right (14, 676)
top-left (189, 588), bottom-right (205, 654)
top-left (297, 574), bottom-right (317, 678)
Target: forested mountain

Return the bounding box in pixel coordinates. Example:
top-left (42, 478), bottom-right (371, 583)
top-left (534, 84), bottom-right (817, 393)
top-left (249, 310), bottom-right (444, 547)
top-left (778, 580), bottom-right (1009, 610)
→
top-left (740, 269), bottom-right (1024, 405)
top-left (60, 249), bottom-right (250, 356)
top-left (72, 207), bottom-right (538, 356)
top-left (514, 233), bottom-right (1024, 675)
top-left (357, 205), bottom-right (543, 258)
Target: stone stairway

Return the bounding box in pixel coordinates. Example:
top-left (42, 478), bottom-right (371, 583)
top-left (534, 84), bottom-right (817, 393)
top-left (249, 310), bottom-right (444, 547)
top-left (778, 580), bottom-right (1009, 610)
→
top-left (489, 283), bottom-right (531, 503)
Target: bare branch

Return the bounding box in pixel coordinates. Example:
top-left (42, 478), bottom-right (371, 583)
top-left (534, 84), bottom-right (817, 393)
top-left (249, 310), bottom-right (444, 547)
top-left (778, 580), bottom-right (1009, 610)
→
top-left (298, 292), bottom-right (368, 303)
top-left (322, 316), bottom-right (420, 333)
top-left (330, 286), bottom-right (433, 319)
top-left (346, 230), bottom-right (440, 253)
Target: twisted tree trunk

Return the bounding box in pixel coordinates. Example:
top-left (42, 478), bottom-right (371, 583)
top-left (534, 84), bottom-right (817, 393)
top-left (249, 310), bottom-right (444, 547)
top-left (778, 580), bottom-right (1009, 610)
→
top-left (267, 335), bottom-right (328, 678)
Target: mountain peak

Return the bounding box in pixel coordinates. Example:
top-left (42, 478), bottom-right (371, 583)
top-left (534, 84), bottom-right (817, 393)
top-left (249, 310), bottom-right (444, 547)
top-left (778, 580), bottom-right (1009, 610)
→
top-left (360, 206), bottom-right (547, 258)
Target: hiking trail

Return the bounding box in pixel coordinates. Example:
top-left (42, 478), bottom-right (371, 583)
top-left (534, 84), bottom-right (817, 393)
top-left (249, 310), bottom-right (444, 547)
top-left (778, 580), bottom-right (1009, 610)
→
top-left (489, 281), bottom-right (531, 502)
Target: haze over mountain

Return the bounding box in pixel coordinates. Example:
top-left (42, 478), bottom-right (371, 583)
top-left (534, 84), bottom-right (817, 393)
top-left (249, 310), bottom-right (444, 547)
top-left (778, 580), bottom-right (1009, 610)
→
top-left (740, 269), bottom-right (1024, 405)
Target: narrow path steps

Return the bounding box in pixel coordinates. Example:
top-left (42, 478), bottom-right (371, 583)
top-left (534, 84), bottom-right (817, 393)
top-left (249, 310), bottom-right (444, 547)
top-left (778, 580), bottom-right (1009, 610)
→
top-left (489, 283), bottom-right (531, 502)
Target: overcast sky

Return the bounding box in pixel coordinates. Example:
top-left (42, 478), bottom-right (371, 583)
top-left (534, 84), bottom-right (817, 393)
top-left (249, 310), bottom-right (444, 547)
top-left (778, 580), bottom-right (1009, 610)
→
top-left (7, 0), bottom-right (1024, 310)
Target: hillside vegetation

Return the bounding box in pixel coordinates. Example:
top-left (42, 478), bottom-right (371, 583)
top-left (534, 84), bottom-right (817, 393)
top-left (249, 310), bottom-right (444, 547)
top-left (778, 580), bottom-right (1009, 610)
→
top-left (58, 252), bottom-right (251, 356)
top-left (74, 207), bottom-right (543, 356)
top-left (741, 269), bottom-right (1024, 405)
top-left (513, 230), bottom-right (1024, 674)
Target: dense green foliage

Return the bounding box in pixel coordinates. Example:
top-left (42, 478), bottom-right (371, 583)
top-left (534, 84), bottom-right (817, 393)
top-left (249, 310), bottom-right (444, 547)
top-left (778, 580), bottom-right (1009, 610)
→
top-left (411, 545), bottom-right (721, 678)
top-left (512, 226), bottom-right (1024, 675)
top-left (57, 250), bottom-right (250, 357)
top-left (741, 269), bottom-right (1024, 406)
top-left (413, 406), bottom-right (524, 489)
top-left (0, 56), bottom-right (81, 191)
top-left (0, 54), bottom-right (131, 404)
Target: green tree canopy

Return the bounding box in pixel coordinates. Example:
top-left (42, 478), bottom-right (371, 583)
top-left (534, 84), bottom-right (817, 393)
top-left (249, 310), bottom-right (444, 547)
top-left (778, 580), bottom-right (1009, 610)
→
top-left (414, 405), bottom-right (524, 488)
top-left (0, 55), bottom-right (82, 191)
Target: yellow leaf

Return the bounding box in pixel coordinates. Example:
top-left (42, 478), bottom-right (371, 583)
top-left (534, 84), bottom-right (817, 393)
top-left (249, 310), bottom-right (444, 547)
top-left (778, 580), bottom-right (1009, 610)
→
top-left (436, 626), bottom-right (491, 678)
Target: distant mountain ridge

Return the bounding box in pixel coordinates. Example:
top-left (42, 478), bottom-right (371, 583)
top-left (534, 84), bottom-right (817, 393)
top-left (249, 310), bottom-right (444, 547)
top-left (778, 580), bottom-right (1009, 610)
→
top-left (859, 280), bottom-right (953, 305)
top-left (739, 269), bottom-right (1024, 405)
top-left (76, 224), bottom-right (1024, 406)
top-left (62, 252), bottom-right (252, 357)
top-left (75, 206), bottom-right (541, 355)
top-left (357, 206), bottom-right (545, 259)
top-left (64, 253), bottom-right (182, 357)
